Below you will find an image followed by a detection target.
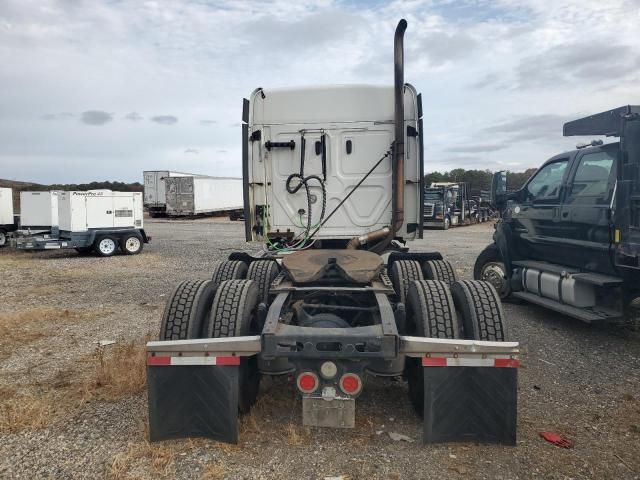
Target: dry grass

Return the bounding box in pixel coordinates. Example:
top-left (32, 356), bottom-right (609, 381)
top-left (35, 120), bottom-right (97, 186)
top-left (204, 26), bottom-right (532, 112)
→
top-left (201, 463), bottom-right (226, 480)
top-left (83, 337), bottom-right (149, 401)
top-left (0, 307), bottom-right (103, 355)
top-left (108, 442), bottom-right (175, 479)
top-left (0, 391), bottom-right (55, 434)
top-left (285, 422), bottom-right (311, 446)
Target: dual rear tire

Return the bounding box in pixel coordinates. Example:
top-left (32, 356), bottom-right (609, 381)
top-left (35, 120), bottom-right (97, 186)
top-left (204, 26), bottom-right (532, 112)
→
top-left (404, 276), bottom-right (507, 415)
top-left (160, 259), bottom-right (280, 414)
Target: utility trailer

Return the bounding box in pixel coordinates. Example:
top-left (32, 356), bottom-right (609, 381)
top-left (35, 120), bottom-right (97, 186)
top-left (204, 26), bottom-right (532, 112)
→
top-left (165, 176), bottom-right (243, 217)
top-left (15, 190), bottom-right (149, 256)
top-left (0, 187), bottom-right (18, 247)
top-left (147, 20), bottom-right (519, 446)
top-left (475, 105), bottom-right (640, 324)
top-left (143, 170), bottom-right (198, 217)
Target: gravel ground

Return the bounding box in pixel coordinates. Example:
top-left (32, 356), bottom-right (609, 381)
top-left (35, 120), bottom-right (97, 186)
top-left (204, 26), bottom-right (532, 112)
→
top-left (0, 217), bottom-right (639, 479)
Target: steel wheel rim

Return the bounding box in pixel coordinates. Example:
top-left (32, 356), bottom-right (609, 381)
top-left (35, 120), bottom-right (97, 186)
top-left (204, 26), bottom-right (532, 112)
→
top-left (481, 262), bottom-right (507, 295)
top-left (0, 232), bottom-right (5, 246)
top-left (99, 238), bottom-right (116, 254)
top-left (125, 237), bottom-right (141, 252)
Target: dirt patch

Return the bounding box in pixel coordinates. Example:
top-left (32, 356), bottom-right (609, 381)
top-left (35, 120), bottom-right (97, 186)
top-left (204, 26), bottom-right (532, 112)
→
top-left (0, 307), bottom-right (107, 357)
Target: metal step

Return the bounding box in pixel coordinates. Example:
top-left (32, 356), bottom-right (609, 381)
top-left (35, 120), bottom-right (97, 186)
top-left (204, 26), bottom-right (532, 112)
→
top-left (512, 260), bottom-right (579, 275)
top-left (511, 291), bottom-right (622, 323)
top-left (571, 272), bottom-right (623, 286)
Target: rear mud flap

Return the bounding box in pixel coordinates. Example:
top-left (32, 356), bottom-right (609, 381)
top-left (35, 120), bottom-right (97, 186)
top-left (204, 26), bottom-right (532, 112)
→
top-left (147, 365), bottom-right (239, 443)
top-left (423, 367), bottom-right (517, 445)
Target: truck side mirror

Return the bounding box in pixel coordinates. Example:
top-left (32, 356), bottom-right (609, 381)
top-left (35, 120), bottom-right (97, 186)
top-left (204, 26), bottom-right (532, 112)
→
top-left (491, 171), bottom-right (507, 209)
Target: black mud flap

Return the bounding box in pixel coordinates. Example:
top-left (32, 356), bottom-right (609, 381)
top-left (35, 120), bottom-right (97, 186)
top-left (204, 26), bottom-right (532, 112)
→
top-left (148, 365), bottom-right (239, 443)
top-left (423, 367), bottom-right (517, 445)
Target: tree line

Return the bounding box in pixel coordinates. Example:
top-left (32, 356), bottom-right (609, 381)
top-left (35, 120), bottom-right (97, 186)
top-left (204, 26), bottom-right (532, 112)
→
top-left (425, 168), bottom-right (538, 196)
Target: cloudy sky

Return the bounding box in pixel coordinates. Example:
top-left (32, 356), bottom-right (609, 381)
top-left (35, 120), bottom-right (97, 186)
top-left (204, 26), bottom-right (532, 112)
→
top-left (0, 0), bottom-right (638, 184)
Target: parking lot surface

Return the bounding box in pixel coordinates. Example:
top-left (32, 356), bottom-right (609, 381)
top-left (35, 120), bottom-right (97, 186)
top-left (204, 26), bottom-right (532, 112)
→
top-left (0, 218), bottom-right (638, 479)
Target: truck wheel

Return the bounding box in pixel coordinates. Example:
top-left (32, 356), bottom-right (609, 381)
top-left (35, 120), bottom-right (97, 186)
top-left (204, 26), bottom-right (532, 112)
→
top-left (120, 234), bottom-right (144, 255)
top-left (450, 280), bottom-right (507, 341)
top-left (473, 244), bottom-right (511, 299)
top-left (390, 259), bottom-right (424, 306)
top-left (0, 229), bottom-right (7, 247)
top-left (94, 236), bottom-right (118, 257)
top-left (205, 280), bottom-right (260, 413)
top-left (159, 280), bottom-right (216, 340)
top-left (211, 260), bottom-right (248, 290)
top-left (406, 280), bottom-right (460, 415)
top-left (246, 260), bottom-right (280, 304)
top-left (422, 259), bottom-right (458, 285)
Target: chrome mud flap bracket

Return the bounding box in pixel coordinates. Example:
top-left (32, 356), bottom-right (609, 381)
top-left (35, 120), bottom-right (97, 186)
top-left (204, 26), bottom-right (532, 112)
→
top-left (146, 336), bottom-right (261, 444)
top-left (401, 336), bottom-right (519, 445)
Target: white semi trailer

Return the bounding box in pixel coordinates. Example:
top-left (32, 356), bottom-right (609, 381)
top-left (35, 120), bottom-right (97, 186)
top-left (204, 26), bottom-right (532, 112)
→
top-left (164, 176), bottom-right (243, 217)
top-left (0, 187), bottom-right (17, 247)
top-left (15, 190), bottom-right (149, 256)
top-left (143, 170), bottom-right (198, 217)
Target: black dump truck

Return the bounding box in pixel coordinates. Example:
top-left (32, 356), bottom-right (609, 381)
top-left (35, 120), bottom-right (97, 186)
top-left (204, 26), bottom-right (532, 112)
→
top-left (475, 106), bottom-right (640, 324)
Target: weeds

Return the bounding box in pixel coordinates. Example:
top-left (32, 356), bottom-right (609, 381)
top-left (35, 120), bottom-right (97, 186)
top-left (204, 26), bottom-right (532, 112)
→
top-left (0, 392), bottom-right (54, 434)
top-left (108, 442), bottom-right (175, 479)
top-left (83, 337), bottom-right (149, 401)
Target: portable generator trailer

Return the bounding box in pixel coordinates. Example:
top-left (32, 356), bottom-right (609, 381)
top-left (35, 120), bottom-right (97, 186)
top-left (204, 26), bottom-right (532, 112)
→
top-left (475, 105), bottom-right (640, 324)
top-left (15, 190), bottom-right (149, 256)
top-left (0, 187), bottom-right (18, 247)
top-left (147, 19), bottom-right (520, 446)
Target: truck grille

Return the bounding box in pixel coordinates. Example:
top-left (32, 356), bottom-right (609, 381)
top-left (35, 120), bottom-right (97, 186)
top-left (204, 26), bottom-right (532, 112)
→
top-left (424, 203), bottom-right (434, 217)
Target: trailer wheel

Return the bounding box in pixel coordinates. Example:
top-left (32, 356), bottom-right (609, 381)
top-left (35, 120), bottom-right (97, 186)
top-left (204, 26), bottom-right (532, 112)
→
top-left (159, 279), bottom-right (216, 340)
top-left (0, 229), bottom-right (7, 247)
top-left (120, 234), bottom-right (144, 255)
top-left (422, 259), bottom-right (458, 285)
top-left (451, 280), bottom-right (507, 341)
top-left (94, 236), bottom-right (118, 257)
top-left (473, 244), bottom-right (510, 299)
top-left (390, 259), bottom-right (424, 306)
top-left (206, 279), bottom-right (260, 413)
top-left (211, 260), bottom-right (248, 290)
top-left (246, 260), bottom-right (280, 304)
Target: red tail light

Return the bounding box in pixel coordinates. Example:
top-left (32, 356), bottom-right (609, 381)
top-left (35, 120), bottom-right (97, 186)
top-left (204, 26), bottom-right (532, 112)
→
top-left (339, 373), bottom-right (362, 395)
top-left (297, 372), bottom-right (319, 394)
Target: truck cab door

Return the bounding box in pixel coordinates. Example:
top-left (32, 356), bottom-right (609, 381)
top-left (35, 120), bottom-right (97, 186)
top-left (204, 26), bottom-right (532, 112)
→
top-left (559, 146), bottom-right (617, 274)
top-left (511, 158), bottom-right (569, 264)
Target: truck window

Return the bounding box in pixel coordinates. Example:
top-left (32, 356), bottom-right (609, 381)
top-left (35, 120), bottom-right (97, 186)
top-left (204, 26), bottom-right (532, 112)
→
top-left (567, 151), bottom-right (616, 204)
top-left (525, 159), bottom-right (568, 201)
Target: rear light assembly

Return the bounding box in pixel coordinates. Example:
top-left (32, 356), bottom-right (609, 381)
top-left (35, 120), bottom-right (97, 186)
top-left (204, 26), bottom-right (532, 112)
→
top-left (339, 373), bottom-right (362, 395)
top-left (297, 372), bottom-right (319, 394)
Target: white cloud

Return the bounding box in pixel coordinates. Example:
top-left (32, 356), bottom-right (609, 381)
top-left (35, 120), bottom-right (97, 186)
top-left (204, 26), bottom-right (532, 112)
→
top-left (0, 0), bottom-right (638, 183)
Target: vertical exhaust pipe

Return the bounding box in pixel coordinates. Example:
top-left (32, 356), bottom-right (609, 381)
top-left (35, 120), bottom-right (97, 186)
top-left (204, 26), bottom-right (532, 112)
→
top-left (391, 19), bottom-right (407, 236)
